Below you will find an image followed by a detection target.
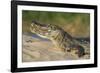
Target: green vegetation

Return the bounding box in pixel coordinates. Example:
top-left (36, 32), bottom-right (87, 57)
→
top-left (22, 10), bottom-right (90, 37)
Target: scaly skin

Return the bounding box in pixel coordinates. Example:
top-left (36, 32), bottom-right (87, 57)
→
top-left (30, 20), bottom-right (90, 57)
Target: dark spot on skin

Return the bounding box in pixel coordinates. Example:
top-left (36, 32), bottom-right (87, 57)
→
top-left (67, 49), bottom-right (71, 52)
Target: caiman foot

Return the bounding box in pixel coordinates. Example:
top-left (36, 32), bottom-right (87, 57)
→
top-left (75, 45), bottom-right (85, 57)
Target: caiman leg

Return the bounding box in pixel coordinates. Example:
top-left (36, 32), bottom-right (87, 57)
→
top-left (68, 45), bottom-right (85, 57)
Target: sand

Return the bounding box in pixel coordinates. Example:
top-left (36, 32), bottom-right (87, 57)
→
top-left (22, 33), bottom-right (90, 62)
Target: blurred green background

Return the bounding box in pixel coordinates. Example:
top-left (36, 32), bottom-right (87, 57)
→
top-left (22, 10), bottom-right (90, 37)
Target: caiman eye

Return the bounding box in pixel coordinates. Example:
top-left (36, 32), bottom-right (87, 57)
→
top-left (51, 26), bottom-right (55, 30)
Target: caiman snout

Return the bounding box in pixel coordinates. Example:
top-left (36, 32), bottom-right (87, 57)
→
top-left (32, 20), bottom-right (45, 27)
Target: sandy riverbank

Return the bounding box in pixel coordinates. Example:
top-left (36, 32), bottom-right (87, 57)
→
top-left (22, 33), bottom-right (90, 62)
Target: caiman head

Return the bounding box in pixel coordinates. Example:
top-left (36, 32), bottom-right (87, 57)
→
top-left (30, 20), bottom-right (62, 39)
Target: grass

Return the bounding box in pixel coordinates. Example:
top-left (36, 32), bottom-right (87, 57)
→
top-left (22, 10), bottom-right (90, 37)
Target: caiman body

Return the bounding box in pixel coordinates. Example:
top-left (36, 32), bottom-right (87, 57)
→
top-left (30, 20), bottom-right (90, 57)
